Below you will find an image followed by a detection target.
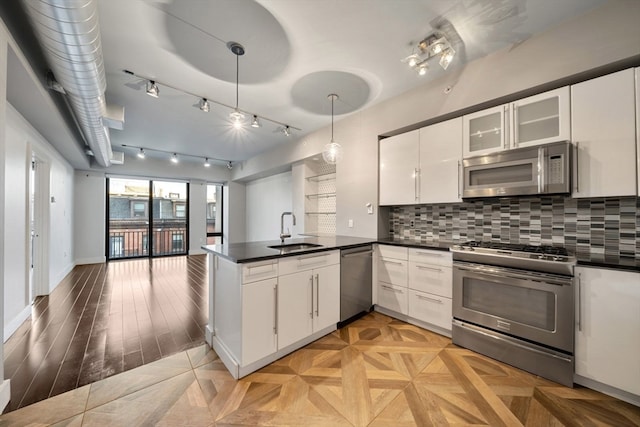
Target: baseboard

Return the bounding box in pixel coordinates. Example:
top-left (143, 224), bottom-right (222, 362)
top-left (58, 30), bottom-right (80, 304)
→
top-left (574, 374), bottom-right (640, 406)
top-left (189, 249), bottom-right (207, 256)
top-left (50, 262), bottom-right (76, 293)
top-left (4, 304), bottom-right (31, 343)
top-left (75, 256), bottom-right (106, 265)
top-left (0, 380), bottom-right (10, 413)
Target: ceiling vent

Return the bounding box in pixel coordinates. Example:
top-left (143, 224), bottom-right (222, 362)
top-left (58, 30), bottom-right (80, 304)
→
top-left (110, 151), bottom-right (124, 165)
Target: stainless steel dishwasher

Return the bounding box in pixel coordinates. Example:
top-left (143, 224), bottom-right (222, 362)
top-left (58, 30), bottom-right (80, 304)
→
top-left (340, 245), bottom-right (373, 324)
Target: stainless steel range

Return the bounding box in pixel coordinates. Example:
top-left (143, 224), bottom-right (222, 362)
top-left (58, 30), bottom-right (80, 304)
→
top-left (450, 241), bottom-right (576, 387)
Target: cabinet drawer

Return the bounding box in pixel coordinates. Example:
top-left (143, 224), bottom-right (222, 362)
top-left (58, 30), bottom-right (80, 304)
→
top-left (378, 245), bottom-right (408, 260)
top-left (408, 248), bottom-right (452, 266)
top-left (408, 290), bottom-right (452, 331)
top-left (408, 262), bottom-right (452, 297)
top-left (242, 260), bottom-right (278, 284)
top-left (378, 257), bottom-right (408, 287)
top-left (278, 250), bottom-right (340, 276)
top-left (377, 282), bottom-right (408, 315)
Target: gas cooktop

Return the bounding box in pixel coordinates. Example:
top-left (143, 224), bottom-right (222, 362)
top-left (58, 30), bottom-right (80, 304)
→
top-left (450, 241), bottom-right (576, 276)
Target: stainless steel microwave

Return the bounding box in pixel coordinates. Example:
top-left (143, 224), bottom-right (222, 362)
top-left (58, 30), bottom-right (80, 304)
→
top-left (462, 141), bottom-right (572, 199)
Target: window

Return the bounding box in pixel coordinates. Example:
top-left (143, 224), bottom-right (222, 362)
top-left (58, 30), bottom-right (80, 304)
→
top-left (175, 203), bottom-right (186, 218)
top-left (110, 235), bottom-right (124, 258)
top-left (172, 233), bottom-right (184, 252)
top-left (132, 201), bottom-right (147, 217)
top-left (206, 184), bottom-right (223, 244)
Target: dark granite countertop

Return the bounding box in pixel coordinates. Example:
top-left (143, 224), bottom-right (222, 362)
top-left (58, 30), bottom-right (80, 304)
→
top-left (376, 237), bottom-right (454, 252)
top-left (202, 235), bottom-right (375, 263)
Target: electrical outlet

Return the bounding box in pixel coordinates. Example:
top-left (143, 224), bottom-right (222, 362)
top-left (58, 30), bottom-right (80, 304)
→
top-left (410, 220), bottom-right (415, 228)
top-left (348, 219), bottom-right (354, 228)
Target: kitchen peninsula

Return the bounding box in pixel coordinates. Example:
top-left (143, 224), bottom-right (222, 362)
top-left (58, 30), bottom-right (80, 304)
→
top-left (202, 236), bottom-right (374, 379)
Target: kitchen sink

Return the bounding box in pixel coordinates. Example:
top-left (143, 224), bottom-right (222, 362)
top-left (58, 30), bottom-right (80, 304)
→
top-left (267, 243), bottom-right (323, 252)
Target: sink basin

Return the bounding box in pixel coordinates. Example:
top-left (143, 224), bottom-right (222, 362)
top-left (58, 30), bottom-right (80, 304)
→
top-left (268, 243), bottom-right (323, 252)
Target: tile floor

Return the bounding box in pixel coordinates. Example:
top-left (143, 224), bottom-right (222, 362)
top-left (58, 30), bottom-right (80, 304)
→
top-left (1, 312), bottom-right (638, 426)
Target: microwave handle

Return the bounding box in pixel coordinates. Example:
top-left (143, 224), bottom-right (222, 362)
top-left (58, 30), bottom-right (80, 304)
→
top-left (537, 147), bottom-right (545, 193)
top-left (503, 105), bottom-right (509, 149)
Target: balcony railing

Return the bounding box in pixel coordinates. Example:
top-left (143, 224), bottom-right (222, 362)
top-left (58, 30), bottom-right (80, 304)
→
top-left (108, 219), bottom-right (187, 258)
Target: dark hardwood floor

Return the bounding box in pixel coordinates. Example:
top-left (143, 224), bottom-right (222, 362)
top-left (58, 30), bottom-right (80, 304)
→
top-left (2, 255), bottom-right (209, 413)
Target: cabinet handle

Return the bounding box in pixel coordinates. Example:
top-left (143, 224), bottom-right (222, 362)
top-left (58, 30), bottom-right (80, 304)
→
top-left (382, 260), bottom-right (403, 266)
top-left (273, 285), bottom-right (278, 334)
top-left (414, 168), bottom-right (419, 201)
top-left (382, 284), bottom-right (404, 294)
top-left (415, 251), bottom-right (443, 258)
top-left (416, 265), bottom-right (442, 272)
top-left (315, 274), bottom-right (320, 316)
top-left (537, 146), bottom-right (545, 193)
top-left (577, 273), bottom-right (582, 332)
top-left (417, 294), bottom-right (443, 304)
top-left (309, 275), bottom-right (314, 319)
top-left (504, 105), bottom-right (510, 149)
top-left (457, 160), bottom-right (461, 199)
top-left (574, 142), bottom-right (580, 193)
top-left (513, 104), bottom-right (519, 148)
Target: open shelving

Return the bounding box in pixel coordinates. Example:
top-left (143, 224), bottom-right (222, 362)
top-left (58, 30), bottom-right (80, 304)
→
top-left (304, 162), bottom-right (336, 234)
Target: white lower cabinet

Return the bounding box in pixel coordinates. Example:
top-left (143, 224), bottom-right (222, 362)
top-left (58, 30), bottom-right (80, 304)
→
top-left (278, 254), bottom-right (340, 350)
top-left (376, 245), bottom-right (453, 336)
top-left (378, 282), bottom-right (408, 315)
top-left (575, 266), bottom-right (640, 400)
top-left (242, 278), bottom-right (278, 365)
top-left (408, 289), bottom-right (452, 331)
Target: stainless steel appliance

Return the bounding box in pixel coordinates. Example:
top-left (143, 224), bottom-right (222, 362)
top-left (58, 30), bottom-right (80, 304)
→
top-left (451, 241), bottom-right (576, 387)
top-left (340, 245), bottom-right (373, 324)
top-left (462, 141), bottom-right (572, 198)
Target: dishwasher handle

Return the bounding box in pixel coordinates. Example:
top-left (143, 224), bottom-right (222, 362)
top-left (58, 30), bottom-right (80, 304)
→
top-left (341, 249), bottom-right (373, 258)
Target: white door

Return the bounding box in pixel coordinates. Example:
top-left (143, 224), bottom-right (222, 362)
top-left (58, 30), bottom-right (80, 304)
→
top-left (571, 68), bottom-right (637, 198)
top-left (312, 264), bottom-right (340, 332)
top-left (419, 118), bottom-right (463, 203)
top-left (242, 278), bottom-right (278, 365)
top-left (379, 130), bottom-right (419, 205)
top-left (277, 270), bottom-right (313, 349)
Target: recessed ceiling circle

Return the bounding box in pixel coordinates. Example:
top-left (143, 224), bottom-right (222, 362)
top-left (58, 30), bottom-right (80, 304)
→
top-left (227, 42), bottom-right (245, 56)
top-left (292, 71), bottom-right (370, 115)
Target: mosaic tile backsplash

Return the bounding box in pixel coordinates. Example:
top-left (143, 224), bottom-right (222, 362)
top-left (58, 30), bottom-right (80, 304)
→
top-left (389, 196), bottom-right (640, 266)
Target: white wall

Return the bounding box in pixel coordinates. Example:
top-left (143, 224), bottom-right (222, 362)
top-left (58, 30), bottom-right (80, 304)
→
top-left (224, 181), bottom-right (246, 244)
top-left (0, 19), bottom-right (8, 410)
top-left (189, 180), bottom-right (207, 254)
top-left (74, 170), bottom-right (106, 264)
top-left (245, 171), bottom-right (293, 242)
top-left (232, 0), bottom-right (640, 239)
top-left (5, 105), bottom-right (75, 335)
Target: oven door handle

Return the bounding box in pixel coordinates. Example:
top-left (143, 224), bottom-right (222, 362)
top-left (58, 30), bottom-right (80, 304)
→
top-left (454, 264), bottom-right (571, 286)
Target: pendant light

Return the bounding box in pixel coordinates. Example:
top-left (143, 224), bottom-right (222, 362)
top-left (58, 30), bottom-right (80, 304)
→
top-left (228, 42), bottom-right (245, 129)
top-left (322, 94), bottom-right (343, 164)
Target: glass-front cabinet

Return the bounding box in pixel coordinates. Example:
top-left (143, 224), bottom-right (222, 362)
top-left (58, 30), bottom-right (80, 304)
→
top-left (463, 86), bottom-right (570, 158)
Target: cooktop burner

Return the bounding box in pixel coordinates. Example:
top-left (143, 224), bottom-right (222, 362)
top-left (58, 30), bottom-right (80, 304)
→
top-left (451, 241), bottom-right (576, 276)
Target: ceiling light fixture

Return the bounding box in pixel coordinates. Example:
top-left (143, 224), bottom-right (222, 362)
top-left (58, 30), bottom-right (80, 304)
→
top-left (122, 144), bottom-right (233, 167)
top-left (137, 148), bottom-right (145, 159)
top-left (403, 32), bottom-right (456, 75)
top-left (227, 161), bottom-right (233, 170)
top-left (199, 98), bottom-right (210, 112)
top-left (171, 153), bottom-right (179, 163)
top-left (204, 158), bottom-right (211, 167)
top-left (146, 80), bottom-right (159, 98)
top-left (322, 94), bottom-right (343, 165)
top-left (228, 41), bottom-right (245, 129)
top-left (283, 126), bottom-right (291, 137)
top-left (123, 69), bottom-right (300, 135)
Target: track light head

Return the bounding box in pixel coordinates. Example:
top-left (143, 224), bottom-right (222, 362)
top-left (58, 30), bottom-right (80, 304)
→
top-left (171, 153), bottom-right (178, 163)
top-left (251, 115), bottom-right (261, 128)
top-left (199, 98), bottom-right (210, 112)
top-left (146, 80), bottom-right (159, 98)
top-left (283, 126), bottom-right (291, 137)
top-left (227, 161), bottom-right (233, 170)
top-left (204, 158), bottom-right (211, 167)
top-left (137, 148), bottom-right (145, 159)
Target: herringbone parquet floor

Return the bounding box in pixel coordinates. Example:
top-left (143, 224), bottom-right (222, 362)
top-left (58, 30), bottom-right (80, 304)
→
top-left (2, 311), bottom-right (638, 426)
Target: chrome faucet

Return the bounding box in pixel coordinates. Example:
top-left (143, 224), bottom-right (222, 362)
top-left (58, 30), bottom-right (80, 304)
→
top-left (280, 212), bottom-right (296, 243)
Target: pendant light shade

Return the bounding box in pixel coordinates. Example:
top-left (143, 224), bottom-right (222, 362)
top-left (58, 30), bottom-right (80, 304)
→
top-left (322, 94), bottom-right (343, 165)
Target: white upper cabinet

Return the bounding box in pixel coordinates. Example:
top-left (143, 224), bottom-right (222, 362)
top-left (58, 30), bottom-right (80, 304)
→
top-left (463, 87), bottom-right (570, 158)
top-left (571, 68), bottom-right (637, 198)
top-left (419, 118), bottom-right (463, 203)
top-left (379, 130), bottom-right (419, 205)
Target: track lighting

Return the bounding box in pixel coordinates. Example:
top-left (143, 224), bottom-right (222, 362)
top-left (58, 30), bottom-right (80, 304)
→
top-left (122, 144), bottom-right (233, 168)
top-left (204, 158), bottom-right (211, 167)
top-left (322, 94), bottom-right (343, 165)
top-left (146, 80), bottom-right (159, 98)
top-left (137, 148), bottom-right (145, 159)
top-left (171, 153), bottom-right (178, 163)
top-left (403, 33), bottom-right (455, 76)
top-left (125, 69), bottom-right (298, 135)
top-left (227, 161), bottom-right (233, 170)
top-left (199, 98), bottom-right (210, 112)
